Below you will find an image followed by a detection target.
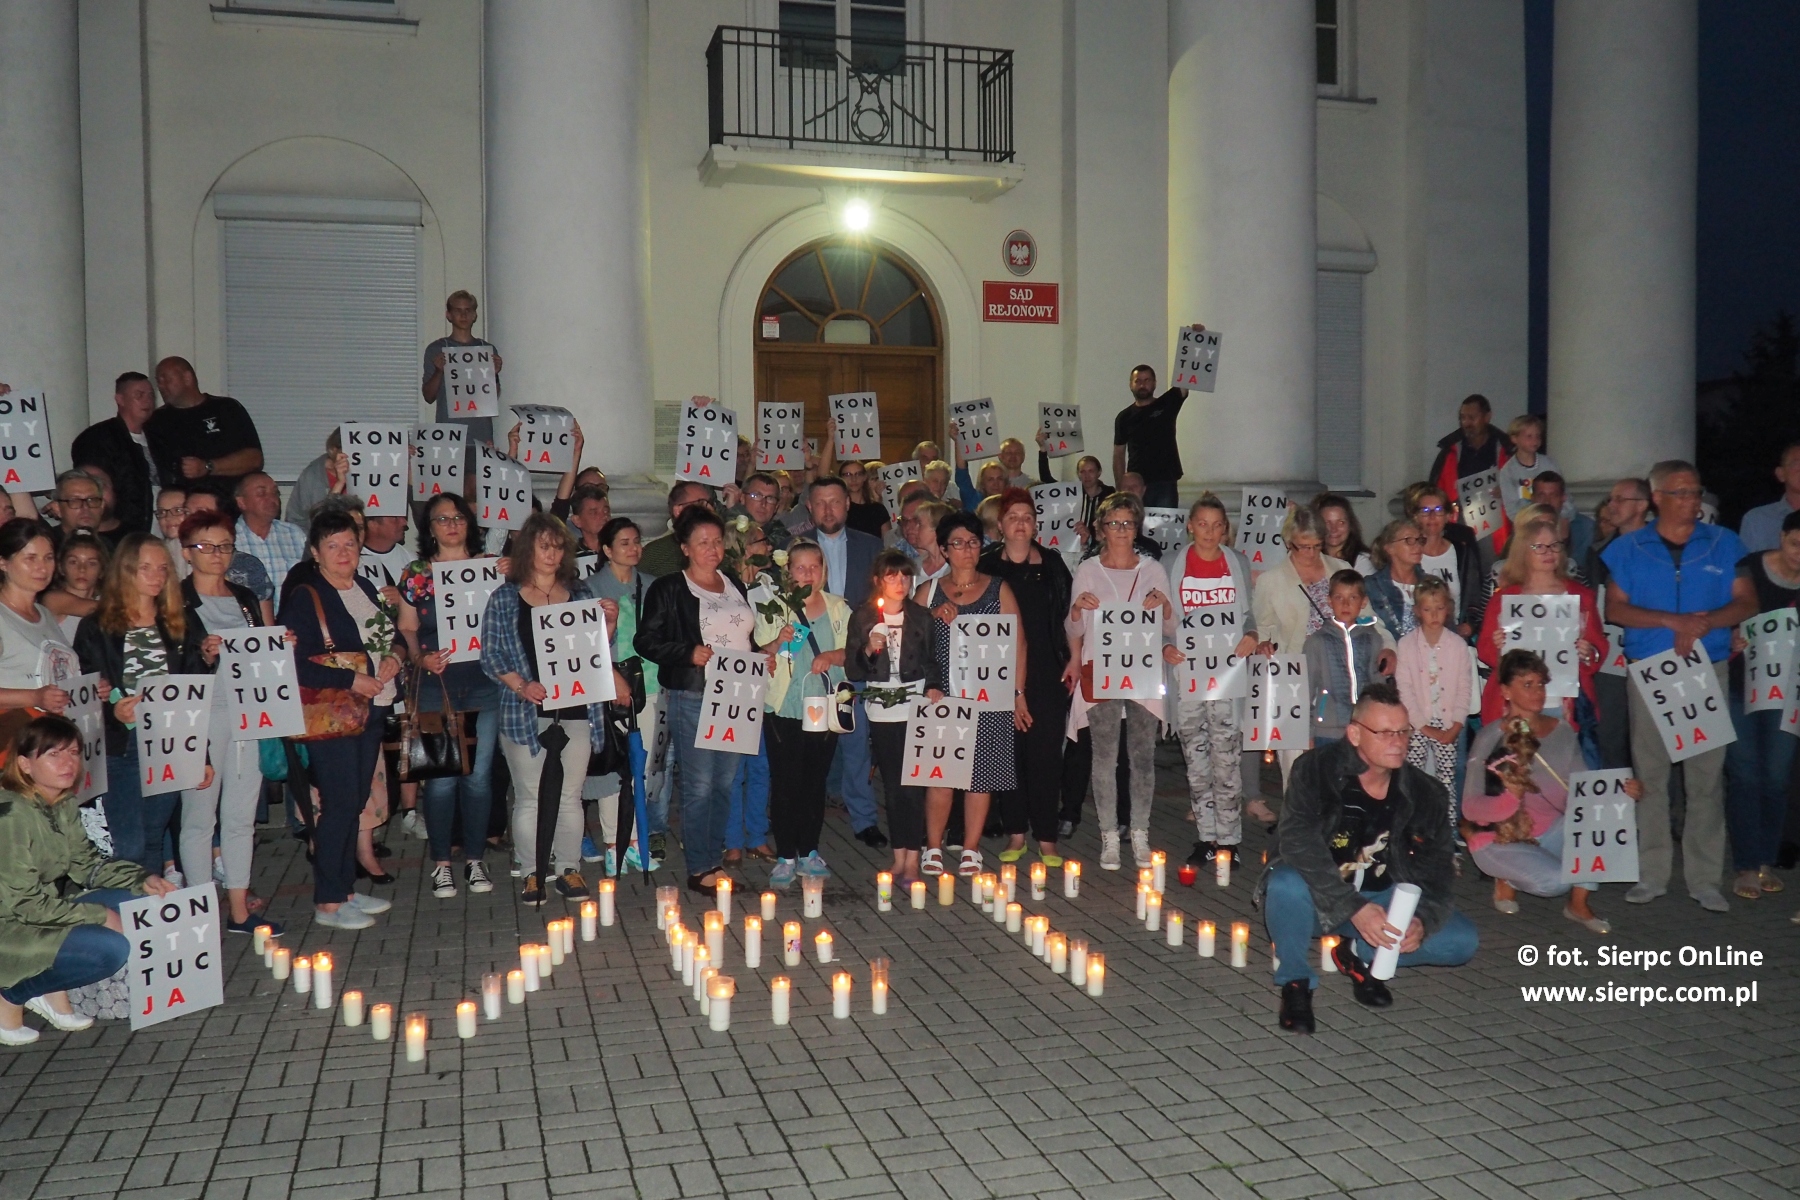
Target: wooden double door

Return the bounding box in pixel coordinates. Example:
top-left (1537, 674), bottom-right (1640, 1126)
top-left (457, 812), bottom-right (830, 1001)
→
top-left (754, 347), bottom-right (941, 465)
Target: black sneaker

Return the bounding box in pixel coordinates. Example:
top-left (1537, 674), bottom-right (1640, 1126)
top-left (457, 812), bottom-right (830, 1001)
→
top-left (1186, 841), bottom-right (1215, 867)
top-left (855, 826), bottom-right (889, 848)
top-left (520, 874), bottom-right (545, 906)
top-left (556, 870), bottom-right (590, 900)
top-left (1331, 941), bottom-right (1393, 1008)
top-left (1279, 980), bottom-right (1315, 1033)
top-left (1057, 818), bottom-right (1076, 840)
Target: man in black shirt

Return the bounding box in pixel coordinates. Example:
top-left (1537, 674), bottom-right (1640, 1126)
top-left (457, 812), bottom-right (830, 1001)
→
top-left (1111, 365), bottom-right (1187, 510)
top-left (70, 371), bottom-right (158, 534)
top-left (145, 356), bottom-right (264, 489)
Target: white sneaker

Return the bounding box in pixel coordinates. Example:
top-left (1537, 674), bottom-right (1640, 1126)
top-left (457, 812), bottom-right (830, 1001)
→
top-left (212, 855), bottom-right (227, 886)
top-left (401, 810), bottom-right (425, 839)
top-left (1100, 830), bottom-right (1122, 871)
top-left (431, 864), bottom-right (457, 899)
top-left (1131, 830), bottom-right (1152, 869)
top-left (347, 892), bottom-right (391, 915)
top-left (315, 905), bottom-right (375, 930)
top-left (25, 998), bottom-right (93, 1032)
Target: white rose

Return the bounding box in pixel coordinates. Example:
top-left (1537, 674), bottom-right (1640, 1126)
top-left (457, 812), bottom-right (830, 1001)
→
top-left (772, 549), bottom-right (788, 567)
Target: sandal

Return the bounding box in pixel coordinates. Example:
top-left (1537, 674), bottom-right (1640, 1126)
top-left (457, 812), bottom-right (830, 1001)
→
top-left (958, 849), bottom-right (983, 877)
top-left (746, 844), bottom-right (778, 862)
top-left (722, 849), bottom-right (744, 866)
top-left (919, 848), bottom-right (944, 876)
top-left (1733, 871), bottom-right (1762, 901)
top-left (1759, 867), bottom-right (1784, 894)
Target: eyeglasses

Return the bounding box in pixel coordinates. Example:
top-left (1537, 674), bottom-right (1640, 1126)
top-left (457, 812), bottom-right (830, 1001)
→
top-left (1415, 505), bottom-right (1446, 515)
top-left (943, 538), bottom-right (982, 551)
top-left (1393, 536), bottom-right (1427, 547)
top-left (186, 542), bottom-right (236, 556)
top-left (1528, 540), bottom-right (1565, 554)
top-left (1288, 540), bottom-right (1323, 553)
top-left (431, 514), bottom-right (467, 526)
top-left (1351, 719), bottom-right (1414, 741)
top-left (745, 491), bottom-right (777, 504)
top-left (1098, 520), bottom-right (1136, 531)
top-left (58, 497), bottom-right (102, 509)
top-left (155, 506), bottom-right (188, 519)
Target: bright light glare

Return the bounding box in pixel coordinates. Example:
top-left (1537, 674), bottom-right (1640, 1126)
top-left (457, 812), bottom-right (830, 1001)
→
top-left (842, 199), bottom-right (872, 231)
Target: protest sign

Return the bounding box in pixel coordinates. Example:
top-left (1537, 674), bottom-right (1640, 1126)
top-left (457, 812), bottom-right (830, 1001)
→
top-left (137, 675), bottom-right (214, 796)
top-left (1245, 654), bottom-right (1310, 751)
top-left (67, 673), bottom-right (108, 802)
top-left (1089, 603), bottom-right (1163, 700)
top-left (1171, 325), bottom-right (1223, 393)
top-left (950, 397), bottom-right (999, 462)
top-left (696, 651), bottom-right (766, 754)
top-left (1458, 469), bottom-right (1505, 542)
top-left (1142, 508), bottom-right (1187, 560)
top-left (904, 698), bottom-right (975, 789)
top-left (1629, 645), bottom-right (1735, 763)
top-left (1038, 403), bottom-right (1084, 456)
top-left (1498, 593), bottom-right (1583, 699)
top-left (642, 693), bottom-right (673, 797)
top-left (532, 597), bottom-right (617, 707)
top-left (475, 444), bottom-right (530, 530)
top-left (441, 344), bottom-right (499, 417)
top-left (435, 559), bottom-right (503, 663)
top-left (1563, 769), bottom-right (1640, 884)
top-left (218, 626), bottom-right (305, 739)
top-left (829, 392), bottom-right (880, 459)
top-left (0, 390), bottom-right (55, 492)
top-left (1235, 487), bottom-right (1288, 572)
top-left (339, 422), bottom-right (410, 515)
top-left (1031, 482), bottom-right (1081, 553)
top-left (675, 399), bottom-right (738, 484)
top-left (1172, 608), bottom-right (1248, 702)
top-left (124, 884), bottom-right (224, 1030)
top-left (757, 402), bottom-right (805, 470)
top-left (949, 614), bottom-right (1017, 710)
top-left (877, 460), bottom-right (921, 517)
top-left (511, 405), bottom-right (577, 473)
top-left (1743, 607), bottom-right (1799, 713)
top-left (412, 423), bottom-right (465, 501)
top-left (1599, 625), bottom-right (1628, 676)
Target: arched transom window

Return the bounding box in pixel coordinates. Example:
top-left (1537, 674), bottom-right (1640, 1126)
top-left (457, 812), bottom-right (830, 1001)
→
top-left (758, 242), bottom-right (939, 347)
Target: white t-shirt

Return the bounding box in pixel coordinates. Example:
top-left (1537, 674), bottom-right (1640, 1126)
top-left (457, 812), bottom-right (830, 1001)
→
top-left (129, 428), bottom-right (160, 487)
top-left (0, 602), bottom-right (75, 691)
top-left (1422, 548), bottom-right (1461, 611)
top-left (358, 543), bottom-right (415, 589)
top-left (686, 574), bottom-right (753, 651)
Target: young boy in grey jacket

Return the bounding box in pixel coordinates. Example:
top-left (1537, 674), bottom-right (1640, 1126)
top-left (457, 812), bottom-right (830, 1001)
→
top-left (1304, 571), bottom-right (1387, 744)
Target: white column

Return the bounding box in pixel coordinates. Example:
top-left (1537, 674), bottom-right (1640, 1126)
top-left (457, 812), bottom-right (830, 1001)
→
top-left (0, 1), bottom-right (88, 463)
top-left (1167, 0), bottom-right (1316, 488)
top-left (486, 0), bottom-right (652, 478)
top-left (1547, 0), bottom-right (1697, 483)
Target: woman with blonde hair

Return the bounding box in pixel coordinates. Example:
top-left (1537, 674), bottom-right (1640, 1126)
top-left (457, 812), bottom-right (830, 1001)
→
top-left (1364, 517), bottom-right (1427, 641)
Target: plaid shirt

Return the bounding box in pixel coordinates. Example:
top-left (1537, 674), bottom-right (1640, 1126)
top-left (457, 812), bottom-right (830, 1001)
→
top-left (480, 579), bottom-right (609, 755)
top-left (236, 516), bottom-right (308, 590)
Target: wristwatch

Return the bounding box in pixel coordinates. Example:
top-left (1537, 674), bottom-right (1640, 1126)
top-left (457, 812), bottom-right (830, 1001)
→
top-left (204, 459), bottom-right (215, 475)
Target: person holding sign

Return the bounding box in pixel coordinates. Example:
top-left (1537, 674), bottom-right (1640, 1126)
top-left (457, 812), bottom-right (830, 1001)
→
top-left (1601, 460), bottom-right (1757, 912)
top-left (1463, 651), bottom-right (1641, 934)
top-left (0, 716), bottom-right (178, 1046)
top-left (1033, 442), bottom-right (1111, 537)
top-left (1066, 493), bottom-right (1172, 872)
top-left (421, 290), bottom-right (501, 451)
top-left (1111, 365), bottom-right (1189, 511)
top-left (74, 535), bottom-right (212, 876)
top-left (0, 519), bottom-right (77, 717)
top-left (1426, 394), bottom-right (1513, 566)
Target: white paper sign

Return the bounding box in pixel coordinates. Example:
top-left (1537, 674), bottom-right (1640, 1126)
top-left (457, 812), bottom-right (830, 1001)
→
top-left (829, 392), bottom-right (880, 460)
top-left (1031, 482), bottom-right (1081, 553)
top-left (441, 344), bottom-right (499, 418)
top-left (675, 399), bottom-right (738, 485)
top-left (532, 597), bottom-right (617, 707)
top-left (412, 423), bottom-right (465, 501)
top-left (1498, 593), bottom-right (1583, 700)
top-left (642, 693), bottom-right (673, 797)
top-left (1743, 607), bottom-right (1799, 713)
top-left (123, 883), bottom-right (224, 1030)
top-left (949, 614), bottom-right (1017, 711)
top-left (475, 444), bottom-right (530, 531)
top-left (0, 391), bottom-right (55, 492)
top-left (757, 403), bottom-right (805, 470)
top-left (339, 423), bottom-right (410, 517)
top-left (1171, 325), bottom-right (1223, 393)
top-left (696, 650), bottom-right (766, 755)
top-left (1629, 645), bottom-right (1736, 763)
top-left (511, 405), bottom-right (577, 474)
top-left (218, 626), bottom-right (305, 740)
top-left (1038, 403), bottom-right (1084, 456)
top-left (904, 697), bottom-right (976, 789)
top-left (435, 559), bottom-right (503, 663)
top-left (877, 460), bottom-right (922, 518)
top-left (67, 673), bottom-right (108, 802)
top-left (950, 397), bottom-right (999, 462)
top-left (1562, 769), bottom-right (1640, 884)
top-left (1236, 487), bottom-right (1289, 573)
top-left (1142, 508), bottom-right (1187, 561)
top-left (1089, 602), bottom-right (1162, 699)
top-left (1458, 469), bottom-right (1505, 542)
top-left (1245, 654), bottom-right (1310, 751)
top-left (1173, 609), bottom-right (1248, 701)
top-left (1598, 624), bottom-right (1628, 676)
top-left (137, 675), bottom-right (214, 796)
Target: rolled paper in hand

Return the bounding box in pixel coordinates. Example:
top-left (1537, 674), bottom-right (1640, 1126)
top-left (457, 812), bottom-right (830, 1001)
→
top-left (1369, 883), bottom-right (1422, 981)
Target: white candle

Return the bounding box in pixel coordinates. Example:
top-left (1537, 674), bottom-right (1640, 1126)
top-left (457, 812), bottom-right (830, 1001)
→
top-left (1136, 883), bottom-right (1149, 921)
top-left (1030, 917), bottom-right (1048, 957)
top-left (598, 880), bottom-right (616, 926)
top-left (252, 924), bottom-right (272, 955)
top-left (716, 876), bottom-right (733, 921)
top-left (938, 873), bottom-right (955, 906)
top-left (783, 921), bottom-right (802, 967)
top-left (707, 975), bottom-right (735, 1031)
top-left (972, 873), bottom-right (986, 908)
top-left (910, 880), bottom-right (926, 909)
top-left (691, 947), bottom-right (711, 997)
top-left (1063, 860), bottom-right (1081, 898)
top-left (668, 927), bottom-right (685, 976)
top-left (559, 918), bottom-right (575, 954)
top-left (704, 911), bottom-right (725, 965)
top-left (990, 889), bottom-right (1007, 924)
top-left (1198, 920), bottom-right (1216, 958)
top-left (293, 955), bottom-right (312, 996)
top-left (1145, 891), bottom-right (1162, 932)
top-left (801, 876), bottom-right (823, 919)
top-left (538, 940), bottom-right (556, 976)
top-left (405, 1014), bottom-right (427, 1062)
top-left (814, 930), bottom-right (834, 964)
top-left (522, 945), bottom-right (541, 992)
top-left (1139, 867), bottom-right (1154, 892)
top-left (456, 1001), bottom-right (478, 1040)
top-left (761, 891), bottom-right (777, 921)
top-left (1049, 933), bottom-right (1068, 973)
top-left (999, 864), bottom-right (1016, 904)
top-left (743, 916), bottom-right (762, 969)
top-left (1086, 953), bottom-right (1105, 997)
top-left (580, 900), bottom-right (598, 941)
top-left (656, 885), bottom-right (677, 929)
top-left (341, 990), bottom-right (364, 1027)
top-left (1215, 849), bottom-right (1232, 888)
top-left (547, 929), bottom-right (566, 967)
top-left (876, 872), bottom-right (893, 912)
top-left (1320, 935), bottom-right (1340, 973)
top-left (1005, 902), bottom-right (1023, 933)
top-left (683, 939), bottom-right (702, 987)
top-left (1165, 912), bottom-right (1184, 947)
top-left (870, 958), bottom-right (889, 1015)
top-left (482, 973), bottom-right (502, 1020)
top-left (771, 976), bottom-right (791, 1025)
top-left (832, 971), bottom-right (852, 1019)
top-left (1030, 862), bottom-right (1046, 901)
top-left (1370, 883), bottom-right (1422, 981)
top-left (370, 1003), bottom-right (393, 1041)
top-left (263, 938), bottom-right (278, 970)
top-left (1230, 922), bottom-right (1249, 969)
top-left (1151, 850), bottom-right (1166, 893)
top-left (1068, 938), bottom-right (1088, 986)
top-left (311, 953), bottom-right (334, 1009)
top-left (271, 945), bottom-right (290, 979)
top-left (507, 969), bottom-right (525, 1004)
top-left (663, 906), bottom-right (680, 941)
top-left (696, 964), bottom-right (716, 1009)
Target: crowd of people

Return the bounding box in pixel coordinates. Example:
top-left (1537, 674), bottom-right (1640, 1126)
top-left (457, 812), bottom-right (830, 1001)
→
top-left (0, 288), bottom-right (1793, 1041)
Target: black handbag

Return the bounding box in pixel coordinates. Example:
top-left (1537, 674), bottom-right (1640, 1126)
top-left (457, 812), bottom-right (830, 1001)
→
top-left (587, 702), bottom-right (632, 777)
top-left (397, 666), bottom-right (472, 781)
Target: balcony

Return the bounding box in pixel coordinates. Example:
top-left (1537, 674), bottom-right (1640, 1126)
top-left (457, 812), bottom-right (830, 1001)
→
top-left (701, 26), bottom-right (1024, 201)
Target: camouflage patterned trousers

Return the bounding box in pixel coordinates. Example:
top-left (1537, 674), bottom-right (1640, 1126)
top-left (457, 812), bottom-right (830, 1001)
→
top-left (1175, 695), bottom-right (1241, 845)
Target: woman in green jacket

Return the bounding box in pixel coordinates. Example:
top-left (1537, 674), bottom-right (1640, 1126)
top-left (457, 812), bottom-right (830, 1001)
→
top-left (0, 715), bottom-right (174, 1045)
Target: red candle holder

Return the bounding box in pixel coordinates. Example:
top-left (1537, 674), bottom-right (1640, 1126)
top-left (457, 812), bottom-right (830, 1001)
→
top-left (1177, 864), bottom-right (1198, 887)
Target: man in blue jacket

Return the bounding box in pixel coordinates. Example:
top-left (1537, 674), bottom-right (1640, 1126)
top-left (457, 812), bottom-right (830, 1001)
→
top-left (1601, 461), bottom-right (1757, 913)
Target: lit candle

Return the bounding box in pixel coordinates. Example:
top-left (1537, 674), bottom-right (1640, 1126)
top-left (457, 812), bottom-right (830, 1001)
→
top-left (870, 958), bottom-right (889, 1015)
top-left (1138, 867), bottom-right (1154, 892)
top-left (990, 888), bottom-right (1007, 924)
top-left (685, 940), bottom-right (705, 988)
top-left (876, 871), bottom-right (893, 912)
top-left (814, 930), bottom-right (834, 964)
top-left (507, 969), bottom-right (525, 1004)
top-left (580, 900), bottom-right (598, 941)
top-left (743, 916), bottom-right (762, 969)
top-left (1198, 920), bottom-right (1216, 958)
top-left (783, 921), bottom-right (802, 967)
top-left (293, 955), bottom-right (312, 996)
top-left (1005, 902), bottom-right (1023, 933)
top-left (971, 872), bottom-right (986, 908)
top-left (1136, 882), bottom-right (1149, 921)
top-left (707, 974), bottom-right (735, 1031)
top-left (1230, 922), bottom-right (1249, 969)
top-left (405, 1013), bottom-right (427, 1062)
top-left (1177, 863), bottom-right (1198, 887)
top-left (522, 945), bottom-right (541, 992)
top-left (771, 975), bottom-right (792, 1025)
top-left (656, 885), bottom-right (677, 929)
top-left (547, 927), bottom-right (565, 967)
top-left (370, 1003), bottom-right (393, 1041)
top-left (311, 952), bottom-right (334, 1009)
top-left (263, 937), bottom-right (278, 969)
top-left (716, 876), bottom-right (733, 920)
top-left (252, 924), bottom-right (272, 955)
top-left (696, 963), bottom-right (716, 1009)
top-left (1165, 911), bottom-right (1184, 948)
top-left (667, 926), bottom-right (685, 976)
top-left (1086, 953), bottom-right (1106, 997)
top-left (1145, 891), bottom-right (1162, 932)
top-left (482, 973), bottom-right (502, 1020)
top-left (832, 971), bottom-right (852, 1019)
top-left (341, 990), bottom-right (364, 1027)
top-left (1029, 862), bottom-right (1046, 900)
top-left (1320, 935), bottom-right (1340, 973)
top-left (663, 906), bottom-right (681, 941)
top-left (456, 1000), bottom-right (478, 1039)
top-left (910, 880), bottom-right (926, 909)
top-left (271, 946), bottom-right (290, 980)
top-left (1063, 860), bottom-right (1081, 898)
top-left (704, 910), bottom-right (725, 965)
top-left (999, 864), bottom-right (1016, 904)
top-left (801, 875), bottom-right (824, 919)
top-left (1216, 849), bottom-right (1232, 888)
top-left (1048, 933), bottom-right (1068, 973)
top-left (938, 873), bottom-right (954, 906)
top-left (1151, 849), bottom-right (1166, 892)
top-left (1068, 938), bottom-right (1088, 985)
top-left (1030, 917), bottom-right (1048, 957)
top-left (761, 891), bottom-right (777, 921)
top-left (598, 879), bottom-right (616, 926)
top-left (559, 918), bottom-right (575, 954)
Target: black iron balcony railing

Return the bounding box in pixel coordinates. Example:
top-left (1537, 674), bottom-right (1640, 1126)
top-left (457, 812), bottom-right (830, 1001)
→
top-left (706, 26), bottom-right (1014, 163)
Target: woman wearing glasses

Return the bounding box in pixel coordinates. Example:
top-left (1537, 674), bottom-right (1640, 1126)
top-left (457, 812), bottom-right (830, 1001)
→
top-left (1403, 484), bottom-right (1483, 637)
top-left (1365, 518), bottom-right (1428, 641)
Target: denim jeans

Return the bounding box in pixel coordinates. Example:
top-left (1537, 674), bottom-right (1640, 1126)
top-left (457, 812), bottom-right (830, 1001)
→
top-left (667, 689), bottom-right (737, 877)
top-left (1470, 817), bottom-right (1571, 897)
top-left (104, 743), bottom-right (179, 875)
top-left (0, 890), bottom-right (134, 1004)
top-left (309, 709), bottom-right (388, 906)
top-left (1262, 863), bottom-right (1478, 989)
top-left (422, 706), bottom-right (500, 863)
top-left (1725, 696), bottom-right (1795, 872)
top-left (726, 731), bottom-right (770, 851)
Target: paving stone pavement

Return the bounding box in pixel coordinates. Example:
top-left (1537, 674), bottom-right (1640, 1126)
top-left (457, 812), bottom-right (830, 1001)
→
top-left (2, 744), bottom-right (1797, 1200)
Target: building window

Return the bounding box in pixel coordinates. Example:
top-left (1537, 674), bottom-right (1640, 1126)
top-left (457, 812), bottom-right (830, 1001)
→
top-left (778, 0), bottom-right (909, 73)
top-left (758, 242), bottom-right (938, 347)
top-left (1316, 0), bottom-right (1354, 97)
top-left (1315, 270), bottom-right (1363, 489)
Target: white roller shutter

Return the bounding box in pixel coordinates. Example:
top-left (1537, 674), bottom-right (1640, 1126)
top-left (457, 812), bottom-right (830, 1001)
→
top-left (222, 220), bottom-right (420, 478)
top-left (1315, 269), bottom-right (1363, 489)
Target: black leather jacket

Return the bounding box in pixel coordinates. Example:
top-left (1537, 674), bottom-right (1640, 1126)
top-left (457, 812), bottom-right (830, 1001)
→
top-left (73, 613), bottom-right (210, 756)
top-left (844, 598), bottom-right (945, 690)
top-left (632, 570), bottom-right (750, 693)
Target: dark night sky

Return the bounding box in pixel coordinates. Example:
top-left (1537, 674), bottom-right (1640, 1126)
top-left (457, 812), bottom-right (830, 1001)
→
top-left (1525, 0), bottom-right (1800, 409)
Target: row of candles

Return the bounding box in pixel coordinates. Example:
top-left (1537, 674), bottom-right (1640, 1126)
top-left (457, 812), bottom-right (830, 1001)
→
top-left (962, 865), bottom-right (1111, 994)
top-left (1131, 865), bottom-right (1339, 970)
